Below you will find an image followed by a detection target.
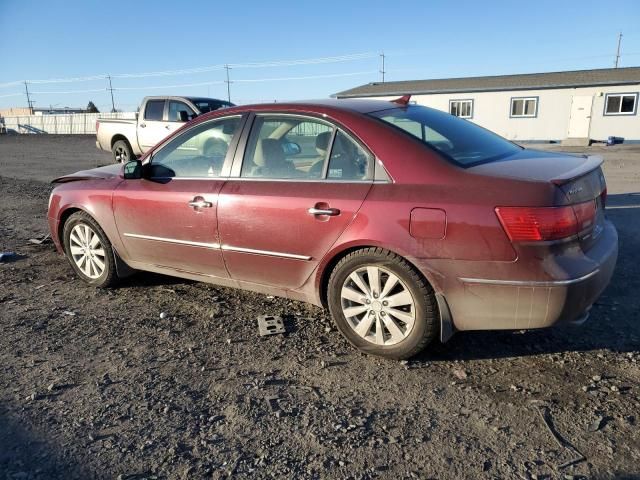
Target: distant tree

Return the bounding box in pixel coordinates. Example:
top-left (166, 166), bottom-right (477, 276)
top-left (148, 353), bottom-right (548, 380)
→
top-left (86, 101), bottom-right (99, 113)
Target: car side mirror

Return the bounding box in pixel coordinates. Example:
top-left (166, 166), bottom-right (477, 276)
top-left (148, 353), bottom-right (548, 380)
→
top-left (123, 160), bottom-right (142, 179)
top-left (282, 141), bottom-right (301, 156)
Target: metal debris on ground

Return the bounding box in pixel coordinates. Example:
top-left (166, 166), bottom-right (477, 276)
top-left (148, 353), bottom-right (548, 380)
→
top-left (536, 405), bottom-right (586, 470)
top-left (27, 233), bottom-right (52, 245)
top-left (0, 251), bottom-right (19, 262)
top-left (257, 315), bottom-right (286, 336)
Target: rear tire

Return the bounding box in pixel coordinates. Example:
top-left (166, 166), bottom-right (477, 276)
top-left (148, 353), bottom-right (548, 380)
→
top-left (62, 211), bottom-right (118, 288)
top-left (112, 139), bottom-right (133, 164)
top-left (327, 248), bottom-right (438, 360)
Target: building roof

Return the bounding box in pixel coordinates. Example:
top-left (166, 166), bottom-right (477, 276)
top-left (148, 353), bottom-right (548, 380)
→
top-left (334, 66), bottom-right (640, 98)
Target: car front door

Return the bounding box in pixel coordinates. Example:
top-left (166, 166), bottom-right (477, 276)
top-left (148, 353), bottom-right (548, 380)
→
top-left (217, 114), bottom-right (374, 289)
top-left (113, 115), bottom-right (245, 277)
top-left (166, 100), bottom-right (197, 135)
top-left (138, 99), bottom-right (171, 150)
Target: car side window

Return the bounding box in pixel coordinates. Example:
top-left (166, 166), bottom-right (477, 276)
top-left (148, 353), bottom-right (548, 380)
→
top-left (167, 101), bottom-right (196, 122)
top-left (241, 116), bottom-right (334, 180)
top-left (144, 100), bottom-right (165, 121)
top-left (149, 116), bottom-right (241, 178)
top-left (326, 130), bottom-right (372, 181)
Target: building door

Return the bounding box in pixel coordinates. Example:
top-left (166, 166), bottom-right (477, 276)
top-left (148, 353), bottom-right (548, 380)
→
top-left (567, 96), bottom-right (593, 138)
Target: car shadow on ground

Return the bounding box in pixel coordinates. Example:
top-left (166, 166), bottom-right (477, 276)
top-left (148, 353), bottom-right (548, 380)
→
top-left (0, 409), bottom-right (89, 479)
top-left (418, 193), bottom-right (639, 363)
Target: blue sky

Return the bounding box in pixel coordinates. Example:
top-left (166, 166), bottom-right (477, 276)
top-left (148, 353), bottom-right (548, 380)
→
top-left (1, 0), bottom-right (639, 111)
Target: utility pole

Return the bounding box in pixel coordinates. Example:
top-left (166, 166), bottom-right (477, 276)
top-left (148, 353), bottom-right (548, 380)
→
top-left (379, 52), bottom-right (386, 83)
top-left (107, 75), bottom-right (116, 112)
top-left (24, 81), bottom-right (33, 113)
top-left (224, 65), bottom-right (232, 103)
top-left (614, 32), bottom-right (623, 68)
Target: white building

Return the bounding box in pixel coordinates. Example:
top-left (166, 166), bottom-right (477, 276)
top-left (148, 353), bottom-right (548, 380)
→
top-left (335, 67), bottom-right (640, 144)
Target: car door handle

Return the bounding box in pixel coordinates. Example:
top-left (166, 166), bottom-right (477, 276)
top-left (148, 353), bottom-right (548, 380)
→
top-left (308, 207), bottom-right (340, 216)
top-left (140, 123), bottom-right (146, 128)
top-left (165, 125), bottom-right (171, 130)
top-left (189, 199), bottom-right (213, 209)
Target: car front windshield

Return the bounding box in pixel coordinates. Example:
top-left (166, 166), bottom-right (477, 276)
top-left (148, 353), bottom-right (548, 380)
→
top-left (191, 99), bottom-right (234, 114)
top-left (369, 105), bottom-right (522, 167)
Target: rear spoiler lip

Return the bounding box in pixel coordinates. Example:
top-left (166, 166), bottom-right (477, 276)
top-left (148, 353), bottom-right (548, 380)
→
top-left (550, 155), bottom-right (603, 185)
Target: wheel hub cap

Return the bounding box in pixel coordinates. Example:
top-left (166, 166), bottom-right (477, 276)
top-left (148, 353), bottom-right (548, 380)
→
top-left (69, 223), bottom-right (106, 280)
top-left (340, 266), bottom-right (416, 346)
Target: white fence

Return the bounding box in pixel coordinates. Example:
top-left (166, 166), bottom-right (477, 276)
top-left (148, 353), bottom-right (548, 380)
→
top-left (1, 112), bottom-right (136, 134)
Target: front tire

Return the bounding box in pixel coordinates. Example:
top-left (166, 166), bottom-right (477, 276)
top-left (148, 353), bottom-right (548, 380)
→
top-left (112, 139), bottom-right (133, 164)
top-left (327, 248), bottom-right (438, 359)
top-left (62, 211), bottom-right (117, 287)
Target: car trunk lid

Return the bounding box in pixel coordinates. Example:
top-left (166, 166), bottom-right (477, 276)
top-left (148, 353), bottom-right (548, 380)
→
top-left (472, 149), bottom-right (607, 250)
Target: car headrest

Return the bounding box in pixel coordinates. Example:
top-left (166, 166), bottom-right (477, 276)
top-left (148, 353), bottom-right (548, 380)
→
top-left (261, 138), bottom-right (285, 167)
top-left (315, 131), bottom-right (331, 151)
top-left (222, 119), bottom-right (238, 135)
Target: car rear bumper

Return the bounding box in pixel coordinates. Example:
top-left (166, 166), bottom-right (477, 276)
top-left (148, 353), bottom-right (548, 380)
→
top-left (435, 220), bottom-right (618, 331)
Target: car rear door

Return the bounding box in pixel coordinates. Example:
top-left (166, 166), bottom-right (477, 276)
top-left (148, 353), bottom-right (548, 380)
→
top-left (112, 114), bottom-right (246, 277)
top-left (138, 99), bottom-right (171, 150)
top-left (217, 113), bottom-right (374, 289)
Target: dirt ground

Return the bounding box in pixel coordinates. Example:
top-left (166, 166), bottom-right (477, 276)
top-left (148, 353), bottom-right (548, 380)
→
top-left (0, 135), bottom-right (639, 480)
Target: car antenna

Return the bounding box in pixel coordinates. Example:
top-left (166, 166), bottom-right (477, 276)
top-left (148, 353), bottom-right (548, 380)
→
top-left (391, 94), bottom-right (411, 106)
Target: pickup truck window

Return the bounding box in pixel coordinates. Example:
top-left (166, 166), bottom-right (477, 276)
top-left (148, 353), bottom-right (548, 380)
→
top-left (144, 100), bottom-right (165, 121)
top-left (168, 101), bottom-right (195, 122)
top-left (149, 116), bottom-right (241, 178)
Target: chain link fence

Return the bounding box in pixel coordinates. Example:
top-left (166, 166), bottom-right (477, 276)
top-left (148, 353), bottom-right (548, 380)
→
top-left (1, 112), bottom-right (136, 134)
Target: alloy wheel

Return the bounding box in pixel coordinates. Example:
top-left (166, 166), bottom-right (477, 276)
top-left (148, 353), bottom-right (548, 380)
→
top-left (69, 223), bottom-right (106, 279)
top-left (114, 146), bottom-right (128, 163)
top-left (340, 265), bottom-right (416, 346)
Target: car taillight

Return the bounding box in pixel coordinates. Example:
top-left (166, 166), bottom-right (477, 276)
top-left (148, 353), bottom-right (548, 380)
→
top-left (495, 200), bottom-right (596, 242)
top-left (572, 200), bottom-right (597, 231)
top-left (601, 187), bottom-right (607, 208)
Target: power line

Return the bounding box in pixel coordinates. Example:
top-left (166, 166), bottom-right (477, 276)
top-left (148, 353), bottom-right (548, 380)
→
top-left (0, 52), bottom-right (377, 88)
top-left (21, 71), bottom-right (374, 97)
top-left (232, 71), bottom-right (375, 83)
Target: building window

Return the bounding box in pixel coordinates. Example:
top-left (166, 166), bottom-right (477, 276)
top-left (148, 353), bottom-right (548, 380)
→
top-left (510, 97), bottom-right (538, 118)
top-left (604, 93), bottom-right (638, 115)
top-left (449, 99), bottom-right (473, 118)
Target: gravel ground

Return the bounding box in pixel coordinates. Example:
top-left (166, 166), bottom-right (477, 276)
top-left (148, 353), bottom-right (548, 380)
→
top-left (0, 135), bottom-right (639, 480)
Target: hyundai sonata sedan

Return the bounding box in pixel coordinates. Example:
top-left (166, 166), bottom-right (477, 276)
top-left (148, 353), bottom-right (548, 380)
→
top-left (48, 97), bottom-right (618, 359)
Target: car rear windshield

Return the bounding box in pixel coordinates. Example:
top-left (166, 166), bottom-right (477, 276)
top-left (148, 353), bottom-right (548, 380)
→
top-left (369, 105), bottom-right (522, 167)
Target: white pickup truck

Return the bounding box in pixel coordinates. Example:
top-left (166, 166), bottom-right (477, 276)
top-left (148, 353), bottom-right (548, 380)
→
top-left (96, 96), bottom-right (234, 163)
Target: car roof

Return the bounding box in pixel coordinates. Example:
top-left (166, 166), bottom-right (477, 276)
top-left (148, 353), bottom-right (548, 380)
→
top-left (246, 98), bottom-right (401, 114)
top-left (193, 98), bottom-right (403, 121)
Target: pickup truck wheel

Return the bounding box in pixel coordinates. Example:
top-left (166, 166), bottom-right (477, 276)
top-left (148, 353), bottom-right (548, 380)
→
top-left (112, 140), bottom-right (133, 164)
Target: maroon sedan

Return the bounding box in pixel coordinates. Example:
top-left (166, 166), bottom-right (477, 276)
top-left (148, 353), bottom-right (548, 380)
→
top-left (48, 98), bottom-right (617, 359)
